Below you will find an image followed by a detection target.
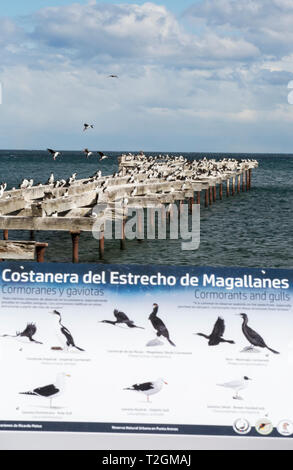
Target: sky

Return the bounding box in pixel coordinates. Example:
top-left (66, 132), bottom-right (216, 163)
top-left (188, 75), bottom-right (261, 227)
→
top-left (0, 0), bottom-right (293, 152)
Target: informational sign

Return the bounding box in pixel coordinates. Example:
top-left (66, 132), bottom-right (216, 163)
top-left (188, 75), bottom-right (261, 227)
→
top-left (0, 262), bottom-right (292, 439)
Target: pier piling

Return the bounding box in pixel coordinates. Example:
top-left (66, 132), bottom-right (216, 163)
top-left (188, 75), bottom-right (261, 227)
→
top-left (71, 231), bottom-right (80, 264)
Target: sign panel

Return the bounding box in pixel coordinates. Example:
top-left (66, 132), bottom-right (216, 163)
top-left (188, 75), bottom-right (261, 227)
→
top-left (0, 262), bottom-right (292, 439)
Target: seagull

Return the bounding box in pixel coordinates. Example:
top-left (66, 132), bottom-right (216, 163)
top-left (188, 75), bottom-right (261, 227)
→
top-left (0, 323), bottom-right (43, 345)
top-left (196, 317), bottom-right (235, 346)
top-left (84, 148), bottom-right (93, 159)
top-left (83, 123), bottom-right (94, 132)
top-left (148, 303), bottom-right (176, 347)
top-left (47, 149), bottom-right (61, 161)
top-left (98, 151), bottom-right (109, 161)
top-left (50, 310), bottom-right (85, 352)
top-left (19, 373), bottom-right (71, 408)
top-left (238, 313), bottom-right (280, 354)
top-left (124, 378), bottom-right (167, 402)
top-left (100, 309), bottom-right (144, 329)
top-left (217, 376), bottom-right (252, 400)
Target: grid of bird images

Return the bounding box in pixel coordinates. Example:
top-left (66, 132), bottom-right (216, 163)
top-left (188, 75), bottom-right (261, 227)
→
top-left (0, 262), bottom-right (292, 438)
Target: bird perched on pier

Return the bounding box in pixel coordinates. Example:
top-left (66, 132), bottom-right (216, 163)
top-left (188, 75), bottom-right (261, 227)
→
top-left (98, 151), bottom-right (109, 161)
top-left (148, 303), bottom-right (176, 347)
top-left (100, 309), bottom-right (144, 329)
top-left (91, 170), bottom-right (102, 179)
top-left (84, 148), bottom-right (93, 159)
top-left (19, 179), bottom-right (30, 189)
top-left (238, 313), bottom-right (280, 354)
top-left (83, 123), bottom-right (94, 131)
top-left (196, 317), bottom-right (235, 346)
top-left (50, 311), bottom-right (85, 352)
top-left (66, 173), bottom-right (77, 187)
top-left (0, 182), bottom-right (7, 198)
top-left (19, 372), bottom-right (70, 408)
top-left (47, 148), bottom-right (61, 160)
top-left (47, 173), bottom-right (54, 185)
top-left (1, 323), bottom-right (43, 345)
top-left (217, 376), bottom-right (252, 400)
top-left (124, 378), bottom-right (167, 402)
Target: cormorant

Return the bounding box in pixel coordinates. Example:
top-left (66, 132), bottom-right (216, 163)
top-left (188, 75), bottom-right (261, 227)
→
top-left (148, 303), bottom-right (176, 347)
top-left (239, 313), bottom-right (279, 354)
top-left (101, 309), bottom-right (144, 329)
top-left (50, 311), bottom-right (85, 352)
top-left (47, 148), bottom-right (61, 160)
top-left (196, 317), bottom-right (235, 346)
top-left (1, 323), bottom-right (43, 344)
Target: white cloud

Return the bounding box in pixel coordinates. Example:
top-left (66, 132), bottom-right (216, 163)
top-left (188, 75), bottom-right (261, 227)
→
top-left (28, 2), bottom-right (259, 65)
top-left (186, 0), bottom-right (293, 56)
top-left (0, 1), bottom-right (292, 151)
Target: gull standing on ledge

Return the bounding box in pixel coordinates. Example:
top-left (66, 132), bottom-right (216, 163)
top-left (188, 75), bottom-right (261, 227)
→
top-left (19, 373), bottom-right (71, 408)
top-left (124, 378), bottom-right (167, 402)
top-left (217, 376), bottom-right (252, 400)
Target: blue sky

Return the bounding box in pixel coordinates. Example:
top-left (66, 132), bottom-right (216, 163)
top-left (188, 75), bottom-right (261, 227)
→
top-left (2, 0), bottom-right (196, 16)
top-left (0, 0), bottom-right (293, 152)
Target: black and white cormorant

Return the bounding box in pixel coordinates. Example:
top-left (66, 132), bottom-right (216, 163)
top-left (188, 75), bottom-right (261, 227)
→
top-left (1, 323), bottom-right (43, 344)
top-left (51, 311), bottom-right (85, 352)
top-left (196, 317), bottom-right (235, 346)
top-left (100, 309), bottom-right (144, 329)
top-left (124, 378), bottom-right (167, 402)
top-left (98, 151), bottom-right (109, 161)
top-left (239, 313), bottom-right (279, 354)
top-left (47, 148), bottom-right (61, 160)
top-left (83, 123), bottom-right (94, 131)
top-left (149, 303), bottom-right (176, 347)
top-left (20, 373), bottom-right (70, 408)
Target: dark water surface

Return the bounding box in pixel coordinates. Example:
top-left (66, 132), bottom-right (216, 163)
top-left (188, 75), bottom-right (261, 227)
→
top-left (0, 150), bottom-right (292, 268)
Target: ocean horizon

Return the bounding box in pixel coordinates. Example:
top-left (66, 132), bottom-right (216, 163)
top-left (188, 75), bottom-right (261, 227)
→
top-left (0, 150), bottom-right (292, 269)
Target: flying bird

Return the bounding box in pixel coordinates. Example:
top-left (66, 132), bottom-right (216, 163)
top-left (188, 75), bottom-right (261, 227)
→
top-left (108, 74), bottom-right (119, 78)
top-left (50, 310), bottom-right (85, 352)
top-left (1, 323), bottom-right (43, 345)
top-left (83, 123), bottom-right (94, 132)
top-left (100, 309), bottom-right (144, 329)
top-left (98, 152), bottom-right (109, 161)
top-left (47, 149), bottom-right (61, 161)
top-left (196, 317), bottom-right (235, 346)
top-left (84, 148), bottom-right (93, 159)
top-left (238, 313), bottom-right (280, 354)
top-left (19, 372), bottom-right (71, 408)
top-left (124, 378), bottom-right (167, 402)
top-left (148, 303), bottom-right (176, 347)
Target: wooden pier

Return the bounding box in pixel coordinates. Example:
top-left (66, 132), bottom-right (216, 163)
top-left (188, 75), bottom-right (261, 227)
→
top-left (0, 155), bottom-right (258, 262)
